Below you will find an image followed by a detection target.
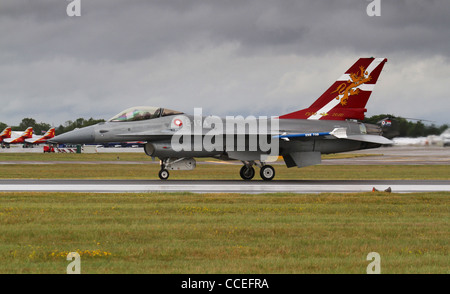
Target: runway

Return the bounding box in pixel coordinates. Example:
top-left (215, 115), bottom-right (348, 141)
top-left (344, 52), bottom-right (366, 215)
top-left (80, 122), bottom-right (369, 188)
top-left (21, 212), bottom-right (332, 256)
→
top-left (1, 179), bottom-right (449, 193)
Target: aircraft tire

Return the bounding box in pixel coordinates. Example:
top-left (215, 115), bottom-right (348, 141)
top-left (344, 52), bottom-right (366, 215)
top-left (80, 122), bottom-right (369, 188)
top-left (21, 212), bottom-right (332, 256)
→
top-left (159, 169), bottom-right (169, 180)
top-left (239, 165), bottom-right (255, 180)
top-left (260, 165), bottom-right (275, 181)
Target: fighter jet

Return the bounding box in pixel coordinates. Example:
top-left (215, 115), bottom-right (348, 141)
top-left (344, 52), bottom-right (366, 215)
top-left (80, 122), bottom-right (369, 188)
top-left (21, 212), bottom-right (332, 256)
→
top-left (3, 127), bottom-right (34, 147)
top-left (24, 127), bottom-right (56, 145)
top-left (50, 57), bottom-right (392, 180)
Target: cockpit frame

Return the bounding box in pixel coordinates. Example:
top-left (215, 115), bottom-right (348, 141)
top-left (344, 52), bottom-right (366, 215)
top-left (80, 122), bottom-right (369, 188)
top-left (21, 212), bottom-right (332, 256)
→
top-left (108, 106), bottom-right (183, 122)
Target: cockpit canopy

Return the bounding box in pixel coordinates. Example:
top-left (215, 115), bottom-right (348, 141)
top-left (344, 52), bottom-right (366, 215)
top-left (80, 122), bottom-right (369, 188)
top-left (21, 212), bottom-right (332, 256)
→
top-left (108, 106), bottom-right (183, 122)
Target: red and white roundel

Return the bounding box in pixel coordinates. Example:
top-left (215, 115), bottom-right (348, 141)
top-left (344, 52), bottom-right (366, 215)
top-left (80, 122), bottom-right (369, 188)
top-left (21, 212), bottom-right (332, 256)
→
top-left (174, 118), bottom-right (183, 127)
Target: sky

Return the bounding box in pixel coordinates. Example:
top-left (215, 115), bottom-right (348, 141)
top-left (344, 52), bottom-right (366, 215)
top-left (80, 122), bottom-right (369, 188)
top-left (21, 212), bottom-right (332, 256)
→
top-left (1, 0), bottom-right (449, 127)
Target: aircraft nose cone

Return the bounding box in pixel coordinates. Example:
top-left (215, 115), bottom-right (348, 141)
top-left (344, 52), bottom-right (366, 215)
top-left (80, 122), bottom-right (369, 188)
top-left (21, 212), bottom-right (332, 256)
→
top-left (50, 126), bottom-right (96, 144)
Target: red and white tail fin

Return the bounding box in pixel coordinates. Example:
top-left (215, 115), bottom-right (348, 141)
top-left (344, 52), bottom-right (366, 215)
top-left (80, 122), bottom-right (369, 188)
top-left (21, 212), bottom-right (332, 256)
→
top-left (23, 127), bottom-right (34, 138)
top-left (43, 128), bottom-right (55, 139)
top-left (0, 127), bottom-right (11, 138)
top-left (279, 57), bottom-right (388, 121)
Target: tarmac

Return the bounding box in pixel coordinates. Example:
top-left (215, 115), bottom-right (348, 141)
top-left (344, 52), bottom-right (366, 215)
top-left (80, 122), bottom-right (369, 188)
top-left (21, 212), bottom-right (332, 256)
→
top-left (0, 179), bottom-right (449, 193)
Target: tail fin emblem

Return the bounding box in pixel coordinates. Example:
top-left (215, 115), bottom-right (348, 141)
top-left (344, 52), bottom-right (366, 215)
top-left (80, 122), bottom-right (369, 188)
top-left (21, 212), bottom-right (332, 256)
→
top-left (332, 66), bottom-right (372, 106)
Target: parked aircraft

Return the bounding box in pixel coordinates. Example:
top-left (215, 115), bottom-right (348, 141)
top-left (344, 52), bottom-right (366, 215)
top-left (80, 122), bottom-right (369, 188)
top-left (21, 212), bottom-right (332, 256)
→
top-left (24, 127), bottom-right (56, 145)
top-left (441, 128), bottom-right (450, 146)
top-left (393, 128), bottom-right (450, 146)
top-left (0, 127), bottom-right (11, 145)
top-left (3, 127), bottom-right (34, 147)
top-left (50, 57), bottom-right (391, 180)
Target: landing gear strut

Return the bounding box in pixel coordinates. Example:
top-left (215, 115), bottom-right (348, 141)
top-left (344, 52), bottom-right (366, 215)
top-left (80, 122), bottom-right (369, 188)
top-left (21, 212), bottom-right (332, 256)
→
top-left (239, 161), bottom-right (275, 181)
top-left (159, 159), bottom-right (170, 180)
top-left (157, 157), bottom-right (197, 180)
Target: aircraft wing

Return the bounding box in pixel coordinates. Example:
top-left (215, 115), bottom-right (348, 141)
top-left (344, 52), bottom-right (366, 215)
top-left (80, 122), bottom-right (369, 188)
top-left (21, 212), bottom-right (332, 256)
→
top-left (25, 137), bottom-right (50, 144)
top-left (24, 138), bottom-right (38, 144)
top-left (3, 138), bottom-right (14, 143)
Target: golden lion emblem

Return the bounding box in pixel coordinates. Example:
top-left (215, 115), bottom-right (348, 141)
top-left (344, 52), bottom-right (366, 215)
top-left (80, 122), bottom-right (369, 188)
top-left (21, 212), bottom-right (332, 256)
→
top-left (332, 66), bottom-right (372, 106)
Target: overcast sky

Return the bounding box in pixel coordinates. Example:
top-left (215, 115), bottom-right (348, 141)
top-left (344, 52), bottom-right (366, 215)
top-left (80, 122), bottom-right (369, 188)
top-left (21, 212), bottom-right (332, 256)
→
top-left (1, 0), bottom-right (449, 127)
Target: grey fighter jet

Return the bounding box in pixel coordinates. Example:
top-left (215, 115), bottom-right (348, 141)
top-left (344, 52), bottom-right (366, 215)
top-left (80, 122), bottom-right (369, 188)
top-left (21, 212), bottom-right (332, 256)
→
top-left (50, 57), bottom-right (392, 180)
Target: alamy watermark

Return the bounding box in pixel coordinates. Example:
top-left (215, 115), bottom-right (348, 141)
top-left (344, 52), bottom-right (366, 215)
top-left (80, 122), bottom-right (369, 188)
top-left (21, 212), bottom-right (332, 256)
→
top-left (366, 252), bottom-right (381, 274)
top-left (66, 0), bottom-right (81, 17)
top-left (64, 250), bottom-right (381, 274)
top-left (170, 108), bottom-right (280, 162)
top-left (366, 0), bottom-right (381, 16)
top-left (66, 252), bottom-right (81, 274)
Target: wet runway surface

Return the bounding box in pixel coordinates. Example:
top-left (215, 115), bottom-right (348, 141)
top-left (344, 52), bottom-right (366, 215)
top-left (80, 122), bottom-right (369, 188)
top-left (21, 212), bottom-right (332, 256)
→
top-left (1, 179), bottom-right (449, 193)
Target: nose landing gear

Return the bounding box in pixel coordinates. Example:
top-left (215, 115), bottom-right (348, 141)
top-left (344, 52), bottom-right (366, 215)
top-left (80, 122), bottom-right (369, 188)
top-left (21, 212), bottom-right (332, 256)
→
top-left (157, 157), bottom-right (197, 180)
top-left (158, 168), bottom-right (170, 180)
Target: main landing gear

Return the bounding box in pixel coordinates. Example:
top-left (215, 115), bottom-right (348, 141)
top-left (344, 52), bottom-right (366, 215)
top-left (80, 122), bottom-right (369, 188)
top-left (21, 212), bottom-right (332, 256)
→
top-left (240, 161), bottom-right (275, 181)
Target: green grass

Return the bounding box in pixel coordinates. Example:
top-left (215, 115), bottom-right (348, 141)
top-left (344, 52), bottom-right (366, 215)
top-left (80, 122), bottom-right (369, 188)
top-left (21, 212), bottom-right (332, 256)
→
top-left (0, 192), bottom-right (448, 274)
top-left (0, 153), bottom-right (448, 273)
top-left (1, 152), bottom-right (448, 180)
top-left (0, 163), bottom-right (448, 180)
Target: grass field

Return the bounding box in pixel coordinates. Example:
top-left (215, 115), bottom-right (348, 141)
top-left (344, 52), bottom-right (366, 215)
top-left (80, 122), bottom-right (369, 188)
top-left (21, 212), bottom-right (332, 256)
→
top-left (0, 191), bottom-right (448, 274)
top-left (1, 152), bottom-right (449, 180)
top-left (0, 153), bottom-right (448, 274)
top-left (0, 163), bottom-right (449, 180)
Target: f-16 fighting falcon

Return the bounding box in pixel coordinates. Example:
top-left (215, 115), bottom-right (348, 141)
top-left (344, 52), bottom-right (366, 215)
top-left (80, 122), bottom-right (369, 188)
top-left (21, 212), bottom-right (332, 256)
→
top-left (50, 57), bottom-right (391, 180)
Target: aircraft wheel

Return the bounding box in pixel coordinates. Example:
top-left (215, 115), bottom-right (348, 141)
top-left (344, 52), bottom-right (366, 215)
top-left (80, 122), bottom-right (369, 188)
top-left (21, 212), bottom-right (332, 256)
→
top-left (158, 169), bottom-right (169, 180)
top-left (239, 165), bottom-right (255, 180)
top-left (260, 165), bottom-right (275, 181)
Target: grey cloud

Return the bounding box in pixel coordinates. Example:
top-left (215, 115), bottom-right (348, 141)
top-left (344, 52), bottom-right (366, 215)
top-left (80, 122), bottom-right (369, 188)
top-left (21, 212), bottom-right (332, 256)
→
top-left (0, 0), bottom-right (449, 126)
top-left (2, 0), bottom-right (449, 63)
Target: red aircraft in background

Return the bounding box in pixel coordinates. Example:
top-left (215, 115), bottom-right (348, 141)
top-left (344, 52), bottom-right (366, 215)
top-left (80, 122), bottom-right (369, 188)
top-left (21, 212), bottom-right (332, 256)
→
top-left (25, 127), bottom-right (56, 145)
top-left (3, 127), bottom-right (34, 147)
top-left (0, 127), bottom-right (12, 144)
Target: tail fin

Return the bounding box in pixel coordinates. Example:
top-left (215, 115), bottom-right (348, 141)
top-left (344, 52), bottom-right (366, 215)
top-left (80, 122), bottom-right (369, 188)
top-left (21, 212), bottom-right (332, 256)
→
top-left (43, 128), bottom-right (55, 139)
top-left (279, 57), bottom-right (388, 121)
top-left (0, 127), bottom-right (11, 138)
top-left (23, 127), bottom-right (33, 138)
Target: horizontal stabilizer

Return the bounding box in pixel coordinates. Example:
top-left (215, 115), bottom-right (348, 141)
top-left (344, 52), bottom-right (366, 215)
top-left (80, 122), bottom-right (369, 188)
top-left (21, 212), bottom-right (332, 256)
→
top-left (345, 134), bottom-right (393, 145)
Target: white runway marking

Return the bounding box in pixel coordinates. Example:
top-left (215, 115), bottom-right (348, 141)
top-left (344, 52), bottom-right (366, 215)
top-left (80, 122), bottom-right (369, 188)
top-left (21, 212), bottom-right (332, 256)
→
top-left (1, 181), bottom-right (449, 193)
